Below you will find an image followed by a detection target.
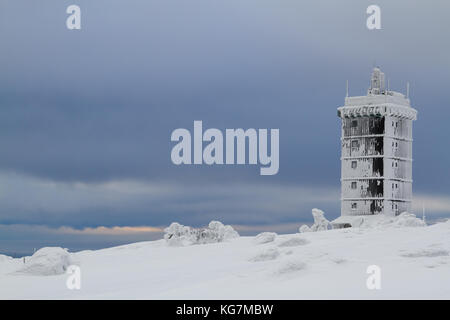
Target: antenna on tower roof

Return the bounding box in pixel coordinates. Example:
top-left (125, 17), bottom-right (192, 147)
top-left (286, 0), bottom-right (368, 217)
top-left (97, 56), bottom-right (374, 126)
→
top-left (387, 79), bottom-right (390, 92)
top-left (406, 82), bottom-right (410, 99)
top-left (346, 80), bottom-right (349, 97)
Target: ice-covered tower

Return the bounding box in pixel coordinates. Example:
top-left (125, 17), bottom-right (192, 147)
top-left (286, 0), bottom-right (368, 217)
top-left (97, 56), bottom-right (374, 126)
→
top-left (333, 68), bottom-right (417, 228)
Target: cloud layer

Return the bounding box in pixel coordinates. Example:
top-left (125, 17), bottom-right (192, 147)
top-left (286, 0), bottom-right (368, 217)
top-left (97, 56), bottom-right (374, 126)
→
top-left (0, 0), bottom-right (449, 254)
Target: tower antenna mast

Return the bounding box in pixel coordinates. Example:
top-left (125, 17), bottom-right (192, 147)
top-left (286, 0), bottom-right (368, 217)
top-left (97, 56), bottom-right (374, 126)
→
top-left (406, 82), bottom-right (410, 99)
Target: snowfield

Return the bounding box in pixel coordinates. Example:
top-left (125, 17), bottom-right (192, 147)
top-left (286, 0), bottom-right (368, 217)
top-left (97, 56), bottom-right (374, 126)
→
top-left (1, 218), bottom-right (450, 299)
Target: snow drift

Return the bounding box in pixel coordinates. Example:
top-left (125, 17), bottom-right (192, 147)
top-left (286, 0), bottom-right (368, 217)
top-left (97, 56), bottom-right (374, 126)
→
top-left (253, 232), bottom-right (277, 244)
top-left (332, 212), bottom-right (426, 229)
top-left (16, 247), bottom-right (73, 276)
top-left (164, 221), bottom-right (239, 246)
top-left (367, 212), bottom-right (426, 228)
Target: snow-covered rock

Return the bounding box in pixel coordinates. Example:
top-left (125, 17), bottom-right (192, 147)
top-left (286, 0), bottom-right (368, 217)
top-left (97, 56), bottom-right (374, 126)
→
top-left (0, 255), bottom-right (22, 274)
top-left (0, 254), bottom-right (13, 263)
top-left (376, 212), bottom-right (426, 228)
top-left (16, 247), bottom-right (73, 276)
top-left (164, 221), bottom-right (239, 246)
top-left (299, 208), bottom-right (331, 232)
top-left (253, 232), bottom-right (277, 244)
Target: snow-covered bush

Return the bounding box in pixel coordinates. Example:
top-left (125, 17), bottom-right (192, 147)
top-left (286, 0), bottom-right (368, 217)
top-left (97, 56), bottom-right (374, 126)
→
top-left (311, 208), bottom-right (331, 231)
top-left (299, 208), bottom-right (331, 233)
top-left (17, 247), bottom-right (73, 276)
top-left (299, 224), bottom-right (311, 233)
top-left (254, 232), bottom-right (277, 244)
top-left (207, 221), bottom-right (239, 241)
top-left (163, 222), bottom-right (194, 246)
top-left (164, 221), bottom-right (239, 246)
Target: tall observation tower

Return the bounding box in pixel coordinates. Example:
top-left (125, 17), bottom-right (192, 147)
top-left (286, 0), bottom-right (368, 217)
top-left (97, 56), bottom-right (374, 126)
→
top-left (332, 67), bottom-right (417, 228)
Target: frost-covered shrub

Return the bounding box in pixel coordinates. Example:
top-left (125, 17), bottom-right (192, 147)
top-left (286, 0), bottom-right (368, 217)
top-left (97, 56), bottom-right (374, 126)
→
top-left (299, 208), bottom-right (331, 233)
top-left (254, 232), bottom-right (277, 244)
top-left (164, 221), bottom-right (239, 246)
top-left (17, 247), bottom-right (73, 276)
top-left (299, 224), bottom-right (311, 233)
top-left (311, 208), bottom-right (331, 231)
top-left (163, 222), bottom-right (195, 246)
top-left (207, 221), bottom-right (239, 242)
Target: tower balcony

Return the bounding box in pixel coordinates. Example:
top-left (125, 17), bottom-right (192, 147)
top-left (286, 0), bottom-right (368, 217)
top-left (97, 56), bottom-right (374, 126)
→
top-left (342, 179), bottom-right (383, 199)
top-left (341, 136), bottom-right (383, 157)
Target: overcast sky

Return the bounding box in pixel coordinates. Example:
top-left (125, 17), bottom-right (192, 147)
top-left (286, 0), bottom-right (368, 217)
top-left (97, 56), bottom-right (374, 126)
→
top-left (1, 0), bottom-right (449, 255)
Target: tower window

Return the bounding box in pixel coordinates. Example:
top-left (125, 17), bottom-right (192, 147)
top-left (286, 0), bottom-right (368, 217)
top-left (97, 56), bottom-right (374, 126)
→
top-left (351, 140), bottom-right (359, 148)
top-left (351, 120), bottom-right (358, 127)
top-left (351, 182), bottom-right (357, 189)
top-left (351, 203), bottom-right (357, 210)
top-left (351, 161), bottom-right (357, 169)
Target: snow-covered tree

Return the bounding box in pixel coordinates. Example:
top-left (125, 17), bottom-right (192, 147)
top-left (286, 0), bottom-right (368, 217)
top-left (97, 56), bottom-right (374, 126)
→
top-left (299, 208), bottom-right (331, 233)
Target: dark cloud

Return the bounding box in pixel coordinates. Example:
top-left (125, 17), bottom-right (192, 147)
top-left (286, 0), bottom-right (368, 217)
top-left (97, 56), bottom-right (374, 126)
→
top-left (0, 0), bottom-right (449, 253)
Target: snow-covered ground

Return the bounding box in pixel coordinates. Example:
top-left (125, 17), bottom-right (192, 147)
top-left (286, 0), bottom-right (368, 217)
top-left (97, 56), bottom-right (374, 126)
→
top-left (1, 218), bottom-right (450, 299)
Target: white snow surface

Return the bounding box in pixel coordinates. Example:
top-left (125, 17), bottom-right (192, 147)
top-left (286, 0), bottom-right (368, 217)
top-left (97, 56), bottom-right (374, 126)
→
top-left (1, 219), bottom-right (450, 299)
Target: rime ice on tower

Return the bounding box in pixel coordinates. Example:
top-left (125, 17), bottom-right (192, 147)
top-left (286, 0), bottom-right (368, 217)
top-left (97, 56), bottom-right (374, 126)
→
top-left (333, 68), bottom-right (417, 228)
